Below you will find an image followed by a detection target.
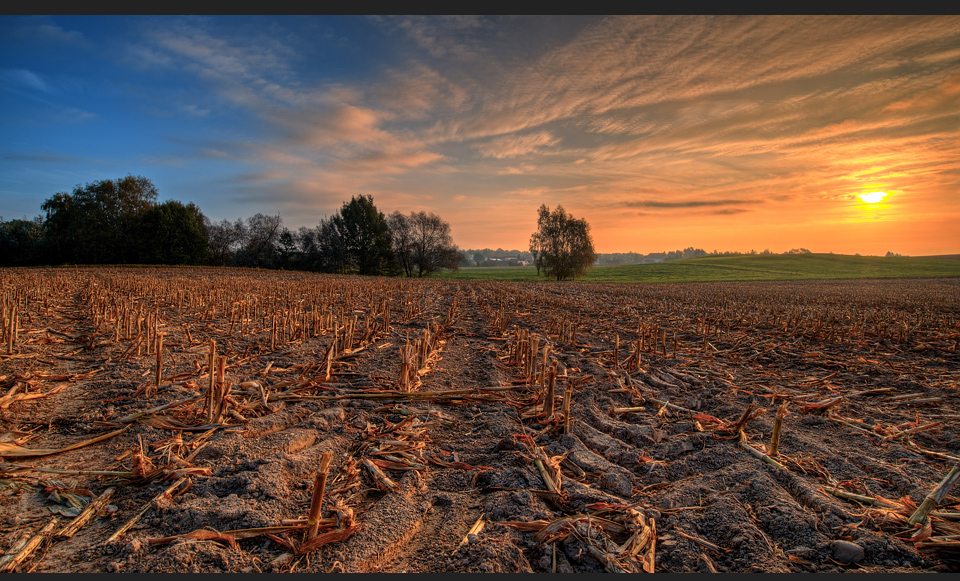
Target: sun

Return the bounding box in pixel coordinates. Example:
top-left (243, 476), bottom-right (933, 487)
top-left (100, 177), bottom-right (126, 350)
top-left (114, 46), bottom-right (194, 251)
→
top-left (858, 191), bottom-right (888, 203)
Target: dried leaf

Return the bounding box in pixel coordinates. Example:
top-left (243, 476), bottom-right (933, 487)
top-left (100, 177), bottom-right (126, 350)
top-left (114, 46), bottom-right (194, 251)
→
top-left (0, 428), bottom-right (126, 458)
top-left (149, 528), bottom-right (239, 550)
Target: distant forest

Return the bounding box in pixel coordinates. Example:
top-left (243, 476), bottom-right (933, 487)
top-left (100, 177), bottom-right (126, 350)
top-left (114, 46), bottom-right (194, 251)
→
top-left (0, 175), bottom-right (462, 277)
top-left (464, 247), bottom-right (816, 267)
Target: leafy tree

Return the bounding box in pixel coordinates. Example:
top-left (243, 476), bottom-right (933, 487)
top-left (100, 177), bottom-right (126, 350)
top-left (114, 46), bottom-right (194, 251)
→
top-left (530, 204), bottom-right (596, 281)
top-left (276, 228), bottom-right (299, 269)
top-left (322, 195), bottom-right (394, 275)
top-left (39, 175), bottom-right (159, 264)
top-left (39, 192), bottom-right (77, 263)
top-left (389, 211), bottom-right (462, 277)
top-left (529, 236), bottom-right (542, 275)
top-left (40, 175), bottom-right (158, 264)
top-left (0, 216), bottom-right (45, 266)
top-left (315, 216), bottom-right (351, 274)
top-left (290, 225), bottom-right (324, 272)
top-left (138, 200), bottom-right (209, 265)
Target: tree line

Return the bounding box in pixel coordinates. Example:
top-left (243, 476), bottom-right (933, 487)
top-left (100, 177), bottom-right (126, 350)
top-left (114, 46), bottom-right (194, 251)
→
top-left (0, 175), bottom-right (464, 277)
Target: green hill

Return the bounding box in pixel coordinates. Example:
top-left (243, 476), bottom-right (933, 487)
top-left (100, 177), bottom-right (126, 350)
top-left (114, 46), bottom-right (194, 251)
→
top-left (437, 254), bottom-right (960, 283)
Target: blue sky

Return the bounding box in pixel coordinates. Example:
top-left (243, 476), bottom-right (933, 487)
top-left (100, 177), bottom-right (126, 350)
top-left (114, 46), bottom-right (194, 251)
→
top-left (2, 15), bottom-right (959, 255)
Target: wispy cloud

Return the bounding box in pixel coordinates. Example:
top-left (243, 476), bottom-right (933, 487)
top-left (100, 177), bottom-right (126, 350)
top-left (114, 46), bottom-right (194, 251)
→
top-left (474, 131), bottom-right (561, 159)
top-left (0, 68), bottom-right (97, 124)
top-left (1, 16), bottom-right (87, 46)
top-left (388, 15), bottom-right (487, 59)
top-left (0, 68), bottom-right (55, 94)
top-left (2, 152), bottom-right (94, 164)
top-left (620, 199), bottom-right (761, 209)
top-left (6, 15), bottom-right (957, 255)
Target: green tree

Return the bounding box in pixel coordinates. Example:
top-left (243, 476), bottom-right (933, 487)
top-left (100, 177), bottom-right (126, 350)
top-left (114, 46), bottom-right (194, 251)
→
top-left (292, 225), bottom-right (324, 272)
top-left (529, 236), bottom-right (542, 275)
top-left (138, 200), bottom-right (210, 265)
top-left (41, 175), bottom-right (158, 264)
top-left (0, 216), bottom-right (45, 266)
top-left (530, 204), bottom-right (597, 281)
top-left (276, 228), bottom-right (297, 269)
top-left (315, 216), bottom-right (351, 274)
top-left (39, 192), bottom-right (78, 263)
top-left (319, 195), bottom-right (394, 275)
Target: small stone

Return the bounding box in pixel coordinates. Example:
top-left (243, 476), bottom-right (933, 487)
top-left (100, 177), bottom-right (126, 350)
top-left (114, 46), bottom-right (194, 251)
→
top-left (564, 543), bottom-right (584, 563)
top-left (125, 539), bottom-right (143, 553)
top-left (599, 472), bottom-right (633, 497)
top-left (831, 540), bottom-right (864, 563)
top-left (467, 533), bottom-right (480, 545)
top-left (668, 438), bottom-right (695, 456)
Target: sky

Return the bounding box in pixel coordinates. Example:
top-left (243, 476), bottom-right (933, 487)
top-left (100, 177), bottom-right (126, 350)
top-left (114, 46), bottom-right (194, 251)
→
top-left (2, 15), bottom-right (959, 256)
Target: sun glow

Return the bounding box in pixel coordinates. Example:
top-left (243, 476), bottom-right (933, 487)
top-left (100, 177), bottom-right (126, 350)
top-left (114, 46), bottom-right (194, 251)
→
top-left (858, 191), bottom-right (889, 203)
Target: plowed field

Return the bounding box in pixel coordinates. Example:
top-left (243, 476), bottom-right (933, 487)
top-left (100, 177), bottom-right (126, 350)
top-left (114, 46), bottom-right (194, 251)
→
top-left (1, 267), bottom-right (958, 573)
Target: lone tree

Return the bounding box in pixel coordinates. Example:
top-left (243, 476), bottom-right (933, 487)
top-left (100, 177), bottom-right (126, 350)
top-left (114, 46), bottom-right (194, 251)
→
top-left (529, 204), bottom-right (597, 281)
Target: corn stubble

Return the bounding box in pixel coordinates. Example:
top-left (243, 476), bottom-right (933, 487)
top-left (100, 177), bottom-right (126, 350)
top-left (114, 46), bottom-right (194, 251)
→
top-left (0, 267), bottom-right (958, 572)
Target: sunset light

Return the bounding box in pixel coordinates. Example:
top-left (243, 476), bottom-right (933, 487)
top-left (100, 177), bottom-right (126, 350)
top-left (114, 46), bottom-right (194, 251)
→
top-left (2, 15), bottom-right (958, 257)
top-left (858, 192), bottom-right (889, 204)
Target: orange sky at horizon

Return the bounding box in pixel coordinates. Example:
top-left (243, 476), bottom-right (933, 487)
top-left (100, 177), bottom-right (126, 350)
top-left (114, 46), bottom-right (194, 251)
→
top-left (326, 17), bottom-right (960, 256)
top-left (3, 16), bottom-right (958, 256)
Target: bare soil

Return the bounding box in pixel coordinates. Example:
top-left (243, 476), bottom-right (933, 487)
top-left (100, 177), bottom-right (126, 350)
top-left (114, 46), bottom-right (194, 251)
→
top-left (1, 267), bottom-right (958, 573)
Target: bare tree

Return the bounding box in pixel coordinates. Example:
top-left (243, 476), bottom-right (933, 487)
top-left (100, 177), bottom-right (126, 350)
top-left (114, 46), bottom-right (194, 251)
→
top-left (236, 213), bottom-right (282, 267)
top-left (207, 218), bottom-right (245, 266)
top-left (407, 211), bottom-right (463, 277)
top-left (385, 211), bottom-right (462, 277)
top-left (387, 211), bottom-right (415, 277)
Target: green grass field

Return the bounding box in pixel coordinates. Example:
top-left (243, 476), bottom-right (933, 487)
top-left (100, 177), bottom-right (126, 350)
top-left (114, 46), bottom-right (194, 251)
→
top-left (436, 253), bottom-right (960, 283)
